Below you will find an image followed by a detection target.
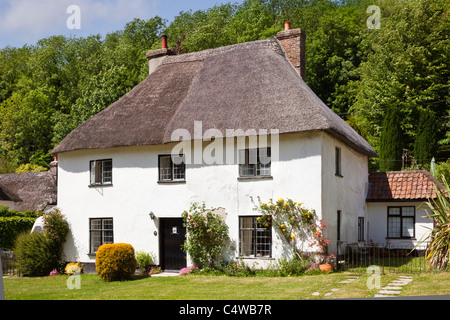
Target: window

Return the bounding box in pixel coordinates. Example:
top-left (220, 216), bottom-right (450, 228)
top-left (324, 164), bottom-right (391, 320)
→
top-left (89, 218), bottom-right (113, 253)
top-left (337, 210), bottom-right (341, 241)
top-left (239, 216), bottom-right (272, 258)
top-left (158, 154), bottom-right (185, 182)
top-left (335, 147), bottom-right (342, 176)
top-left (387, 206), bottom-right (415, 239)
top-left (358, 217), bottom-right (365, 241)
top-left (90, 159), bottom-right (112, 186)
top-left (239, 148), bottom-right (271, 177)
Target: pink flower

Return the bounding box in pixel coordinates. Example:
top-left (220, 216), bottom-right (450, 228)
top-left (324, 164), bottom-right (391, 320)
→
top-left (179, 268), bottom-right (189, 275)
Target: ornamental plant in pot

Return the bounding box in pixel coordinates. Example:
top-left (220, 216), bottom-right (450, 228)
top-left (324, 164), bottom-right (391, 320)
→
top-left (310, 220), bottom-right (334, 272)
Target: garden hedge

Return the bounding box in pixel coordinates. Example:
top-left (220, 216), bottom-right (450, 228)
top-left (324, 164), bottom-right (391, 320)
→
top-left (0, 216), bottom-right (36, 249)
top-left (0, 205), bottom-right (38, 249)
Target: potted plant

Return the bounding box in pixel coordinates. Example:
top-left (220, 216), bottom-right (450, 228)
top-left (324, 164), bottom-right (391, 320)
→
top-left (318, 254), bottom-right (335, 272)
top-left (310, 220), bottom-right (334, 272)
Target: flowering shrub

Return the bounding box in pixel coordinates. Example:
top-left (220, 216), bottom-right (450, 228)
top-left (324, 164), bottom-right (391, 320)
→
top-left (254, 197), bottom-right (317, 257)
top-left (148, 266), bottom-right (162, 276)
top-left (179, 265), bottom-right (198, 275)
top-left (182, 202), bottom-right (229, 268)
top-left (42, 208), bottom-right (70, 251)
top-left (309, 219), bottom-right (335, 264)
top-left (65, 262), bottom-right (83, 275)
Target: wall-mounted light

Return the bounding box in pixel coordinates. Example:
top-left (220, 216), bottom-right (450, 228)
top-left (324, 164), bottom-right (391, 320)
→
top-left (149, 211), bottom-right (156, 220)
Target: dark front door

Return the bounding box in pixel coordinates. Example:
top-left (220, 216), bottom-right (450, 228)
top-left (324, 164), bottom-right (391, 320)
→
top-left (159, 218), bottom-right (186, 271)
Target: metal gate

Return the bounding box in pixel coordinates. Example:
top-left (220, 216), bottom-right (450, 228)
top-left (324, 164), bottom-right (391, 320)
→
top-left (336, 241), bottom-right (429, 273)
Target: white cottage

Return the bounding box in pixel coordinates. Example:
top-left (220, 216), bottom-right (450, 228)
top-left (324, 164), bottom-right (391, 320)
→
top-left (51, 25), bottom-right (376, 272)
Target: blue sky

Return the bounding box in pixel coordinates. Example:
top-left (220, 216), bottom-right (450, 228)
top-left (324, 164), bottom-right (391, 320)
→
top-left (0, 0), bottom-right (244, 49)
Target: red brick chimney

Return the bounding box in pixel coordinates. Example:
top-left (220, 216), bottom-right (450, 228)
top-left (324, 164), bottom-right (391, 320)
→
top-left (146, 35), bottom-right (173, 75)
top-left (276, 22), bottom-right (306, 80)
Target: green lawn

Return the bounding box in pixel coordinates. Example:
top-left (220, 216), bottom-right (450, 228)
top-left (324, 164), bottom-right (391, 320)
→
top-left (3, 271), bottom-right (450, 300)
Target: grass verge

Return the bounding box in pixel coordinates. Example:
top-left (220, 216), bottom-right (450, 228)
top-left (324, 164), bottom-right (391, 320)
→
top-left (3, 271), bottom-right (450, 300)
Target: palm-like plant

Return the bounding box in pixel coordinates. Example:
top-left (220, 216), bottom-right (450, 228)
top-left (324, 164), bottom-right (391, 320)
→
top-left (420, 176), bottom-right (449, 270)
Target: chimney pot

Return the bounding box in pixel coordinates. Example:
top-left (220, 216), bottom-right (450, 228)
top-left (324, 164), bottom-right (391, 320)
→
top-left (161, 35), bottom-right (167, 49)
top-left (284, 21), bottom-right (291, 31)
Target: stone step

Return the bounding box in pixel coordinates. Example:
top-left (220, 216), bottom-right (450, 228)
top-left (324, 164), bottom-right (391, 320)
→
top-left (377, 290), bottom-right (402, 295)
top-left (382, 286), bottom-right (403, 290)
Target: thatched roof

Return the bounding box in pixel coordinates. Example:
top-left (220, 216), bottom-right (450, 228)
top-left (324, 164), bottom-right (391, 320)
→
top-left (0, 171), bottom-right (57, 211)
top-left (51, 38), bottom-right (376, 157)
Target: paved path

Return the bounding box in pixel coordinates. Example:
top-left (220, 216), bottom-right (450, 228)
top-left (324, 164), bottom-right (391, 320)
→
top-left (310, 276), bottom-right (361, 297)
top-left (310, 275), bottom-right (414, 298)
top-left (374, 276), bottom-right (413, 298)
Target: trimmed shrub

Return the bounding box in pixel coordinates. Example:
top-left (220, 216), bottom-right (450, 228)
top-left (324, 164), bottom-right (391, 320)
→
top-left (95, 243), bottom-right (137, 282)
top-left (14, 232), bottom-right (58, 276)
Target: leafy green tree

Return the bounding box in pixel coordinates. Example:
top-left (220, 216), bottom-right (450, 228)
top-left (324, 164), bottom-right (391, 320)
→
top-left (351, 0), bottom-right (449, 161)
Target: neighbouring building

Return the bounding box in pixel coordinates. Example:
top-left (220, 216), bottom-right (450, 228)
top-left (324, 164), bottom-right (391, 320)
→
top-left (366, 170), bottom-right (442, 248)
top-left (0, 160), bottom-right (57, 212)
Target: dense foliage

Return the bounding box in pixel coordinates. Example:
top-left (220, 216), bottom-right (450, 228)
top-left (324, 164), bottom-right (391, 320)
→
top-left (10, 209), bottom-right (69, 276)
top-left (0, 0), bottom-right (448, 173)
top-left (379, 106), bottom-right (404, 171)
top-left (14, 232), bottom-right (59, 276)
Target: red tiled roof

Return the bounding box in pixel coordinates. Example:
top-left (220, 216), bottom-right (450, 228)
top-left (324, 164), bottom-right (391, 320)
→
top-left (367, 170), bottom-right (444, 201)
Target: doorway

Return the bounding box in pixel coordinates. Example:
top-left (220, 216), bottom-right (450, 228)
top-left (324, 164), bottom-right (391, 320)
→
top-left (159, 218), bottom-right (186, 271)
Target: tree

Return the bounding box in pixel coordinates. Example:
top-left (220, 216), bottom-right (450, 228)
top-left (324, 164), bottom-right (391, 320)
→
top-left (351, 0), bottom-right (449, 163)
top-left (414, 109), bottom-right (438, 165)
top-left (379, 106), bottom-right (404, 171)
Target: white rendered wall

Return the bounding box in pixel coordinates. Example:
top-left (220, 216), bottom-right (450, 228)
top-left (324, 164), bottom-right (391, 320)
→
top-left (320, 133), bottom-right (369, 253)
top-left (58, 131), bottom-right (367, 267)
top-left (366, 201), bottom-right (432, 248)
